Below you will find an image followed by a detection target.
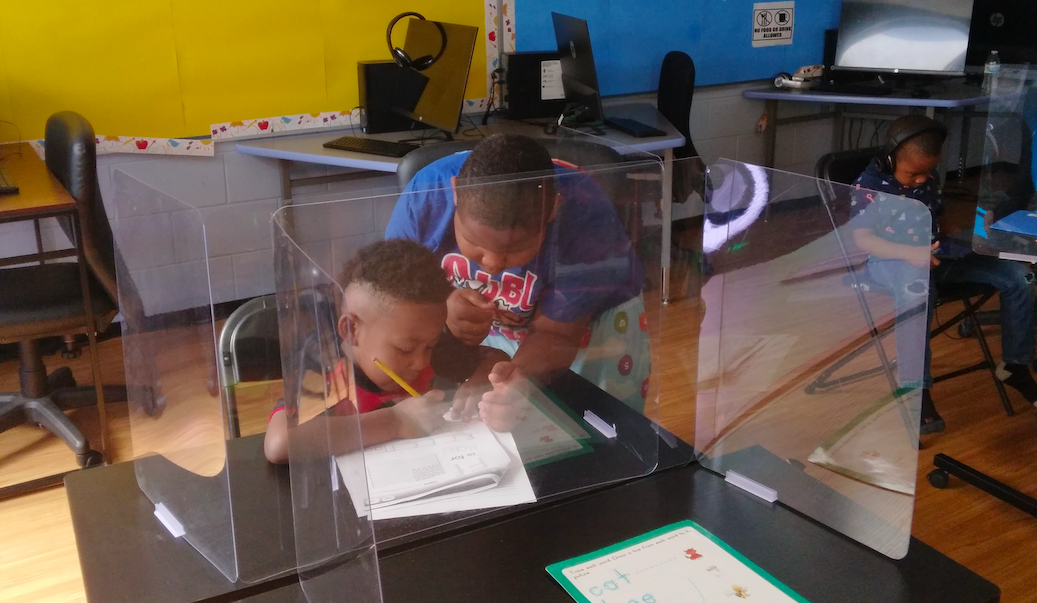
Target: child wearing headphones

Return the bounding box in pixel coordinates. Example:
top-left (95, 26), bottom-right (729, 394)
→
top-left (851, 114), bottom-right (1037, 435)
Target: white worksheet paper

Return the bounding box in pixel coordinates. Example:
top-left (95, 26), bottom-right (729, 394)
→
top-left (336, 420), bottom-right (536, 520)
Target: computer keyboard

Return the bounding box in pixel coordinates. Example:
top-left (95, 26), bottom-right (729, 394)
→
top-left (322, 135), bottom-right (419, 158)
top-left (814, 81), bottom-right (893, 97)
top-left (0, 164), bottom-right (19, 195)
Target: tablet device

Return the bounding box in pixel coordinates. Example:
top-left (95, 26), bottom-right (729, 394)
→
top-left (934, 236), bottom-right (972, 260)
top-left (604, 117), bottom-right (666, 138)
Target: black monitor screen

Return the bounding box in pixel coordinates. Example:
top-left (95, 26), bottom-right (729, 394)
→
top-left (834, 0), bottom-right (976, 75)
top-left (966, 0), bottom-right (1037, 68)
top-left (551, 12), bottom-right (603, 124)
top-left (394, 19), bottom-right (478, 133)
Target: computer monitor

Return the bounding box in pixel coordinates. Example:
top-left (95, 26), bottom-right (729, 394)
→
top-left (833, 0), bottom-right (976, 76)
top-left (551, 12), bottom-right (604, 124)
top-left (966, 0), bottom-right (1037, 70)
top-left (391, 19), bottom-right (478, 134)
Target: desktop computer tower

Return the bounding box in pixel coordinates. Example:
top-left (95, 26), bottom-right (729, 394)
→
top-left (504, 52), bottom-right (568, 120)
top-left (358, 61), bottom-right (420, 134)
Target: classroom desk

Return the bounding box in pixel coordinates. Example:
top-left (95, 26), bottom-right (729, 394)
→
top-left (0, 143), bottom-right (76, 232)
top-left (0, 143), bottom-right (110, 499)
top-left (65, 371), bottom-right (696, 603)
top-left (744, 80), bottom-right (995, 176)
top-left (235, 102), bottom-right (685, 303)
top-left (65, 442), bottom-right (1000, 603)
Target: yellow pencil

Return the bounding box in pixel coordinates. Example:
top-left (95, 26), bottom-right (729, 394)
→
top-left (372, 358), bottom-right (420, 397)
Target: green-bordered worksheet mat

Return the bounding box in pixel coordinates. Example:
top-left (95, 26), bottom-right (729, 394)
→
top-left (547, 520), bottom-right (810, 602)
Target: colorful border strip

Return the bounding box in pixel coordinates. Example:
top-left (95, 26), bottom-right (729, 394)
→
top-left (30, 136), bottom-right (213, 159)
top-left (32, 3), bottom-right (507, 155)
top-left (210, 109), bottom-right (362, 142)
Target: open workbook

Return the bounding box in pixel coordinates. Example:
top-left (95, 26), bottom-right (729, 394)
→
top-left (334, 381), bottom-right (594, 519)
top-left (336, 418), bottom-right (519, 515)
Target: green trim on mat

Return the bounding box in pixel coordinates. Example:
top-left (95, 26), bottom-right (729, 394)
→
top-left (546, 520), bottom-right (810, 603)
top-left (815, 386), bottom-right (915, 448)
top-left (521, 380), bottom-right (595, 469)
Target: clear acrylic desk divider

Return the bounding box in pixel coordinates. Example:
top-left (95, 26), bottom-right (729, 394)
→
top-left (972, 65), bottom-right (1037, 261)
top-left (693, 159), bottom-right (930, 559)
top-left (110, 169), bottom-right (297, 584)
top-left (273, 147), bottom-right (663, 599)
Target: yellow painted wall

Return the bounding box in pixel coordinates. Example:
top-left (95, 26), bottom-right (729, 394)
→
top-left (0, 0), bottom-right (486, 141)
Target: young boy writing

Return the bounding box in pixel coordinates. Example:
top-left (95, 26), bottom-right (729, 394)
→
top-left (264, 239), bottom-right (518, 464)
top-left (852, 115), bottom-right (1037, 434)
top-left (385, 134), bottom-right (649, 416)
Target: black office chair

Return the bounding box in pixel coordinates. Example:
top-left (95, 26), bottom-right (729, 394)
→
top-left (0, 112), bottom-right (131, 487)
top-left (807, 147), bottom-right (1014, 415)
top-left (396, 137), bottom-right (631, 209)
top-left (657, 50), bottom-right (703, 205)
top-left (396, 140), bottom-right (479, 190)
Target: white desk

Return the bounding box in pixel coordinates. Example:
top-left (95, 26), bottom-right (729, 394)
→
top-left (744, 80), bottom-right (998, 182)
top-left (236, 102), bottom-right (685, 302)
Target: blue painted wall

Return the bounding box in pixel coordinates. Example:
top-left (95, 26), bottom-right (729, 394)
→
top-left (514, 0), bottom-right (842, 94)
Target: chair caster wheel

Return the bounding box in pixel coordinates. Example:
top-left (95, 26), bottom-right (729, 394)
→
top-left (927, 469), bottom-right (949, 489)
top-left (77, 450), bottom-right (104, 468)
top-left (957, 320), bottom-right (974, 337)
top-left (805, 383), bottom-right (817, 395)
top-left (786, 458), bottom-right (806, 470)
top-left (48, 366), bottom-right (77, 390)
top-left (61, 348), bottom-right (82, 360)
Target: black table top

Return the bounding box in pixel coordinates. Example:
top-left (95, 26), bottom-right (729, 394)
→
top-left (65, 444), bottom-right (998, 603)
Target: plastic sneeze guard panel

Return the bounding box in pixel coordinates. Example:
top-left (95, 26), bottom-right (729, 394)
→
top-left (110, 169), bottom-right (296, 584)
top-left (694, 159), bottom-right (931, 559)
top-left (971, 65), bottom-right (1037, 261)
top-left (273, 136), bottom-right (664, 587)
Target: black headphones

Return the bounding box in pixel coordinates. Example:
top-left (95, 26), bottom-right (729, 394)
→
top-left (877, 116), bottom-right (948, 174)
top-left (386, 12), bottom-right (447, 72)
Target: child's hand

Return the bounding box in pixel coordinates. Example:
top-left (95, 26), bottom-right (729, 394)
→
top-left (393, 390), bottom-right (447, 439)
top-left (478, 362), bottom-right (529, 432)
top-left (909, 242), bottom-right (940, 268)
top-left (448, 289), bottom-right (495, 345)
top-left (450, 378), bottom-right (491, 423)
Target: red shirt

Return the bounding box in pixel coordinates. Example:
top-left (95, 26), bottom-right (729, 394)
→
top-left (269, 362), bottom-right (434, 421)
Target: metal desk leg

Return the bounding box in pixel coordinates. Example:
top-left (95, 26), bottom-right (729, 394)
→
top-left (661, 148), bottom-right (673, 304)
top-left (279, 159), bottom-right (295, 237)
top-left (280, 159), bottom-right (293, 203)
top-left (958, 106), bottom-right (973, 185)
top-left (764, 99), bottom-right (778, 168)
top-left (832, 106), bottom-right (846, 152)
top-left (74, 217), bottom-right (108, 462)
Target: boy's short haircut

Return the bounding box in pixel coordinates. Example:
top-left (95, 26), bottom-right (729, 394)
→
top-left (456, 133), bottom-right (556, 231)
top-left (886, 115), bottom-right (947, 160)
top-left (338, 239), bottom-right (453, 307)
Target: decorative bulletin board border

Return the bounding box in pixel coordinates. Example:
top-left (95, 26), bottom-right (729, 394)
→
top-left (67, 2), bottom-right (509, 155)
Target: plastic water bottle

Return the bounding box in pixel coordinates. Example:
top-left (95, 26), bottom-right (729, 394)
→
top-left (981, 50), bottom-right (1000, 94)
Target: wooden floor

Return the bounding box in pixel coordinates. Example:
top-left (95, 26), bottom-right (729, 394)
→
top-left (1, 267), bottom-right (1036, 603)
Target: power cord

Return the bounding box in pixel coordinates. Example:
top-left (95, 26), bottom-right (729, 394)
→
top-left (0, 120), bottom-right (24, 159)
top-left (481, 68), bottom-right (506, 126)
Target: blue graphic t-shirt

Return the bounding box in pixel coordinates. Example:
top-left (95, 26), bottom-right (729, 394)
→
top-left (385, 151), bottom-right (644, 342)
top-left (851, 159), bottom-right (941, 245)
